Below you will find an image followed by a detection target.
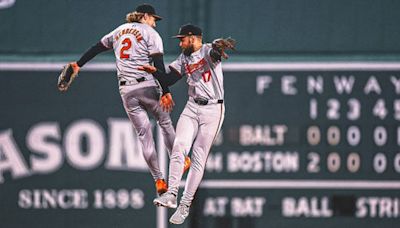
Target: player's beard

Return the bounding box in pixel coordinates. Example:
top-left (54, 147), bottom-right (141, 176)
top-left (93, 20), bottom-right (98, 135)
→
top-left (183, 45), bottom-right (194, 56)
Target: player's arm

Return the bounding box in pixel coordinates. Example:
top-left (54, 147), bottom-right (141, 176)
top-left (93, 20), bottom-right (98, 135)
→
top-left (209, 48), bottom-right (223, 62)
top-left (146, 54), bottom-right (181, 113)
top-left (151, 54), bottom-right (171, 94)
top-left (150, 55), bottom-right (182, 87)
top-left (57, 42), bottom-right (110, 92)
top-left (76, 42), bottom-right (111, 67)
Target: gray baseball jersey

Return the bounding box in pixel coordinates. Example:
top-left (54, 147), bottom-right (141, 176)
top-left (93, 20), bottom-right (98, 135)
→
top-left (165, 43), bottom-right (225, 207)
top-left (169, 44), bottom-right (224, 101)
top-left (101, 22), bottom-right (175, 182)
top-left (101, 22), bottom-right (163, 88)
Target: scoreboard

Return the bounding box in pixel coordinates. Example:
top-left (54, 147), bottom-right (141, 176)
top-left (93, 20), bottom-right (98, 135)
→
top-left (0, 62), bottom-right (399, 228)
top-left (209, 67), bottom-right (400, 179)
top-left (191, 63), bottom-right (400, 228)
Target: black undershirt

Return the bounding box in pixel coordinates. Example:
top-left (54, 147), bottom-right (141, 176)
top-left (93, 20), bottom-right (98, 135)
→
top-left (75, 42), bottom-right (175, 94)
top-left (151, 48), bottom-right (222, 87)
top-left (151, 55), bottom-right (182, 89)
top-left (76, 42), bottom-right (109, 67)
top-left (75, 42), bottom-right (221, 94)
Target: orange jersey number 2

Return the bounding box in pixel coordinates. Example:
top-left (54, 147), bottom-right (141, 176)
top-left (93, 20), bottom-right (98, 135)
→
top-left (120, 38), bottom-right (132, 59)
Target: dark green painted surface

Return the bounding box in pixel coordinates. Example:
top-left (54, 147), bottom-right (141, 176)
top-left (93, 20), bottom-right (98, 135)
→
top-left (0, 68), bottom-right (399, 227)
top-left (1, 0), bottom-right (400, 56)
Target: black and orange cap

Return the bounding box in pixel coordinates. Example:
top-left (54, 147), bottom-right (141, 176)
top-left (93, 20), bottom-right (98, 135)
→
top-left (172, 24), bottom-right (202, 38)
top-left (136, 3), bottom-right (162, 21)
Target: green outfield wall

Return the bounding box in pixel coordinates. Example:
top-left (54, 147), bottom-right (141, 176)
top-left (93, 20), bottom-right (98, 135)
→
top-left (1, 0), bottom-right (400, 56)
top-left (0, 63), bottom-right (399, 228)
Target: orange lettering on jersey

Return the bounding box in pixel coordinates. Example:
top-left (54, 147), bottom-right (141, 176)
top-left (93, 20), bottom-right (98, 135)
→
top-left (115, 28), bottom-right (143, 43)
top-left (185, 58), bottom-right (207, 75)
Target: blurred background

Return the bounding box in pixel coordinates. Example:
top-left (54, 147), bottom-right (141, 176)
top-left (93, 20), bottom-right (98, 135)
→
top-left (1, 0), bottom-right (400, 228)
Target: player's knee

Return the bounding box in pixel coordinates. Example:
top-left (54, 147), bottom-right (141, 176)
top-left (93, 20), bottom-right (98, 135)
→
top-left (142, 150), bottom-right (156, 162)
top-left (173, 139), bottom-right (187, 151)
top-left (158, 118), bottom-right (173, 128)
top-left (136, 127), bottom-right (147, 137)
top-left (125, 104), bottom-right (140, 114)
top-left (170, 150), bottom-right (185, 162)
top-left (136, 122), bottom-right (151, 137)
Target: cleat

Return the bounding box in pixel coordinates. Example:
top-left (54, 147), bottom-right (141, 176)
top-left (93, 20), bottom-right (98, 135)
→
top-left (155, 179), bottom-right (168, 195)
top-left (169, 204), bottom-right (190, 224)
top-left (183, 156), bottom-right (191, 173)
top-left (153, 192), bottom-right (177, 208)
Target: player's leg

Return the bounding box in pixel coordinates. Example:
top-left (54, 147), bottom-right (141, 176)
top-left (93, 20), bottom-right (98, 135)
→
top-left (167, 113), bottom-right (198, 195)
top-left (153, 103), bottom-right (198, 208)
top-left (170, 104), bottom-right (225, 224)
top-left (156, 111), bottom-right (175, 156)
top-left (141, 86), bottom-right (176, 156)
top-left (121, 90), bottom-right (164, 181)
top-left (180, 109), bottom-right (224, 206)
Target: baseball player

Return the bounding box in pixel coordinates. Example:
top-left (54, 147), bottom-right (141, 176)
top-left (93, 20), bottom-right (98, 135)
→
top-left (58, 4), bottom-right (190, 195)
top-left (139, 24), bottom-right (235, 224)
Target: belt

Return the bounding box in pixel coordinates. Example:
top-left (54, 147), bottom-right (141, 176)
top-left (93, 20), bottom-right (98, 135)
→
top-left (192, 97), bottom-right (223, 105)
top-left (119, 77), bottom-right (146, 86)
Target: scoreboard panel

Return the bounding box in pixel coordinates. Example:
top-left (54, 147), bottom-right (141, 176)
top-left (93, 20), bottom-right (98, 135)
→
top-left (192, 65), bottom-right (400, 228)
top-left (205, 69), bottom-right (400, 180)
top-left (0, 63), bottom-right (399, 228)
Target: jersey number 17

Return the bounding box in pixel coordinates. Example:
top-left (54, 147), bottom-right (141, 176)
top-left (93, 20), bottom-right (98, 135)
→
top-left (202, 70), bottom-right (211, 82)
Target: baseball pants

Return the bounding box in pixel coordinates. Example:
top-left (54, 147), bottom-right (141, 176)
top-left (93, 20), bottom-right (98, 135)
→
top-left (120, 84), bottom-right (175, 181)
top-left (167, 98), bottom-right (225, 206)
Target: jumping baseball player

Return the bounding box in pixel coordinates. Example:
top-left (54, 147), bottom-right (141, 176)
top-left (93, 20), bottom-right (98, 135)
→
top-left (139, 24), bottom-right (236, 224)
top-left (57, 4), bottom-right (190, 196)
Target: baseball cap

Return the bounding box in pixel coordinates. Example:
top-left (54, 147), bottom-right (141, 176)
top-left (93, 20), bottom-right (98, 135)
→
top-left (172, 24), bottom-right (202, 38)
top-left (136, 3), bottom-right (162, 21)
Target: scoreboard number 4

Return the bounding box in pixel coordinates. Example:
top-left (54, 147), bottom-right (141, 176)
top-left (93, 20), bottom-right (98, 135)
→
top-left (310, 98), bottom-right (400, 120)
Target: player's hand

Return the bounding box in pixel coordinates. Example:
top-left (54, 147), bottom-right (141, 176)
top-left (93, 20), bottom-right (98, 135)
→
top-left (160, 93), bottom-right (175, 113)
top-left (70, 62), bottom-right (80, 72)
top-left (138, 65), bottom-right (157, 73)
top-left (57, 61), bottom-right (80, 92)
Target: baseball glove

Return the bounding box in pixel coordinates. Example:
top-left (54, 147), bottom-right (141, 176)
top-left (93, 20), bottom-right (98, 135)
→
top-left (57, 62), bottom-right (80, 92)
top-left (212, 37), bottom-right (236, 59)
top-left (160, 92), bottom-right (175, 113)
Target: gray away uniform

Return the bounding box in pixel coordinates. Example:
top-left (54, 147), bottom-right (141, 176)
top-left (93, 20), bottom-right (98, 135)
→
top-left (167, 44), bottom-right (225, 206)
top-left (101, 22), bottom-right (175, 181)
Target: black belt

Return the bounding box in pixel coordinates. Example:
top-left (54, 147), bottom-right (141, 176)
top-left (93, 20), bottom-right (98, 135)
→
top-left (193, 97), bottom-right (224, 105)
top-left (120, 77), bottom-right (146, 86)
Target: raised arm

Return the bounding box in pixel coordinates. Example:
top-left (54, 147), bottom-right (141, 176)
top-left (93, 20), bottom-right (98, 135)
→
top-left (76, 42), bottom-right (111, 67)
top-left (57, 42), bottom-right (110, 92)
top-left (151, 55), bottom-right (182, 88)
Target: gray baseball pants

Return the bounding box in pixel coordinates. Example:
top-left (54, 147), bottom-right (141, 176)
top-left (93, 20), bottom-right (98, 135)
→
top-left (120, 84), bottom-right (175, 181)
top-left (167, 98), bottom-right (225, 206)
